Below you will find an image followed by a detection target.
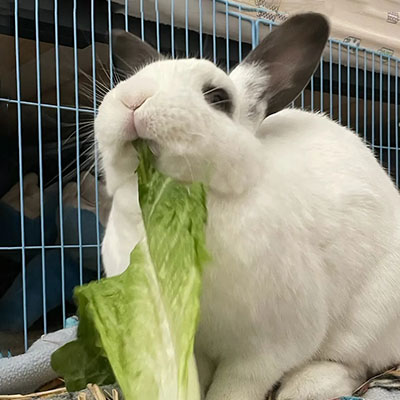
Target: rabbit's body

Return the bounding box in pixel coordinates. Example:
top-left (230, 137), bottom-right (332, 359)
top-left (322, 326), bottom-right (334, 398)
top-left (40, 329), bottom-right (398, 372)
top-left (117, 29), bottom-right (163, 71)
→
top-left (196, 108), bottom-right (400, 399)
top-left (97, 14), bottom-right (400, 400)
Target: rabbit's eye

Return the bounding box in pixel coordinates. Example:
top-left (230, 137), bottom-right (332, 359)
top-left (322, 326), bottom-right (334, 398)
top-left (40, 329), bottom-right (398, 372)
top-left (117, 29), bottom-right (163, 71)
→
top-left (202, 86), bottom-right (233, 115)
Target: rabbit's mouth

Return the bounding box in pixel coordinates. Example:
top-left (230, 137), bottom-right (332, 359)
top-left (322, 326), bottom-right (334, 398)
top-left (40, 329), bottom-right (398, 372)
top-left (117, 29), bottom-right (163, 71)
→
top-left (146, 139), bottom-right (161, 157)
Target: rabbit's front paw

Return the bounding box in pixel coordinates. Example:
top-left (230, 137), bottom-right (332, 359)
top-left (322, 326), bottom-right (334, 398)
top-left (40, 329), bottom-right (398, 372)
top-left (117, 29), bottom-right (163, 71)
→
top-left (276, 361), bottom-right (363, 400)
top-left (205, 357), bottom-right (278, 400)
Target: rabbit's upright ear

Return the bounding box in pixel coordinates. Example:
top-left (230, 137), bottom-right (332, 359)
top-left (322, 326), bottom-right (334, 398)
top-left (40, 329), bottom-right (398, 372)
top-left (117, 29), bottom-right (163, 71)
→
top-left (230, 13), bottom-right (329, 127)
top-left (111, 30), bottom-right (162, 77)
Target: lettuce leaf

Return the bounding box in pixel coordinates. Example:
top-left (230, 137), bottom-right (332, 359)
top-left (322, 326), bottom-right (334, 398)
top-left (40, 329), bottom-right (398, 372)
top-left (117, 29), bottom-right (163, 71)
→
top-left (51, 141), bottom-right (208, 400)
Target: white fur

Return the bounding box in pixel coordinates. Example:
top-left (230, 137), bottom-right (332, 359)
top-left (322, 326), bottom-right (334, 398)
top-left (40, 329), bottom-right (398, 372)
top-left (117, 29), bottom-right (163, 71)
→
top-left (229, 63), bottom-right (269, 131)
top-left (96, 57), bottom-right (400, 400)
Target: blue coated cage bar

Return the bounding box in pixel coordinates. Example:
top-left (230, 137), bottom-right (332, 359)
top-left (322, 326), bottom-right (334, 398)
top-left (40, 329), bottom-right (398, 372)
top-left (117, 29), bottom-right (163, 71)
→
top-left (185, 0), bottom-right (190, 58)
top-left (140, 0), bottom-right (145, 40)
top-left (54, 0), bottom-right (67, 329)
top-left (1, 0), bottom-right (400, 353)
top-left (364, 51), bottom-right (367, 143)
top-left (14, 0), bottom-right (28, 352)
top-left (329, 41), bottom-right (333, 119)
top-left (355, 48), bottom-right (359, 134)
top-left (34, 0), bottom-right (48, 334)
top-left (225, 0), bottom-right (230, 73)
top-left (199, 0), bottom-right (203, 58)
top-left (380, 55), bottom-right (383, 164)
top-left (372, 52), bottom-right (375, 153)
top-left (73, 0), bottom-right (84, 288)
top-left (155, 0), bottom-right (160, 52)
top-left (171, 0), bottom-right (175, 58)
top-left (396, 60), bottom-right (399, 187)
top-left (347, 46), bottom-right (350, 129)
top-left (388, 59), bottom-right (391, 176)
top-left (92, 0), bottom-right (102, 281)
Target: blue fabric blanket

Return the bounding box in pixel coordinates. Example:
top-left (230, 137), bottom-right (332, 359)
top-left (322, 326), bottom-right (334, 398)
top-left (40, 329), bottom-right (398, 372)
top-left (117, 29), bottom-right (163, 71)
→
top-left (338, 368), bottom-right (400, 400)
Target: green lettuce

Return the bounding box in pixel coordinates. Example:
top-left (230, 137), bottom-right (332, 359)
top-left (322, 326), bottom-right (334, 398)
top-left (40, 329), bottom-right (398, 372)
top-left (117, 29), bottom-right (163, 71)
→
top-left (51, 141), bottom-right (208, 400)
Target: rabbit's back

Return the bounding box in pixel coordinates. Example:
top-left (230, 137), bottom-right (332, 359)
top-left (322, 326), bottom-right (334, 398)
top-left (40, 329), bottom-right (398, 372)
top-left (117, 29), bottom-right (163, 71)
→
top-left (257, 108), bottom-right (400, 261)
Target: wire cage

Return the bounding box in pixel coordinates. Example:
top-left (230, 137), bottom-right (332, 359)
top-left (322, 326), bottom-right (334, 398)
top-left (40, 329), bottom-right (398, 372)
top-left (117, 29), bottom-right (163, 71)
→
top-left (0, 0), bottom-right (399, 355)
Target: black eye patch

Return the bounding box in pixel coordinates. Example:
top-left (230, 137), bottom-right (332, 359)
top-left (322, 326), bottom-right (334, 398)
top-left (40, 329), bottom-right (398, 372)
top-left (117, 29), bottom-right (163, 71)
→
top-left (202, 85), bottom-right (233, 115)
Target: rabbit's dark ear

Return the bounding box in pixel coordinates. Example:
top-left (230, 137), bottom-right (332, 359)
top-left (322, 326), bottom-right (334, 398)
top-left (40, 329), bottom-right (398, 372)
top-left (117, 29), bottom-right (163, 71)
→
top-left (111, 30), bottom-right (162, 77)
top-left (230, 13), bottom-right (329, 125)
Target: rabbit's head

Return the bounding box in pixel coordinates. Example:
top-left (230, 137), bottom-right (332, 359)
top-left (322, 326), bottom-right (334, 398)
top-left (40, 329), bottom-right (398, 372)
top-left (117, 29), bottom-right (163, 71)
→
top-left (96, 13), bottom-right (329, 195)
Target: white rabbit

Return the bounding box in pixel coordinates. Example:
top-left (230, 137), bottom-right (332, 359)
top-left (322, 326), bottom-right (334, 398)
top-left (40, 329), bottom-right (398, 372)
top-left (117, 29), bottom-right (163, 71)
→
top-left (96, 13), bottom-right (400, 400)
